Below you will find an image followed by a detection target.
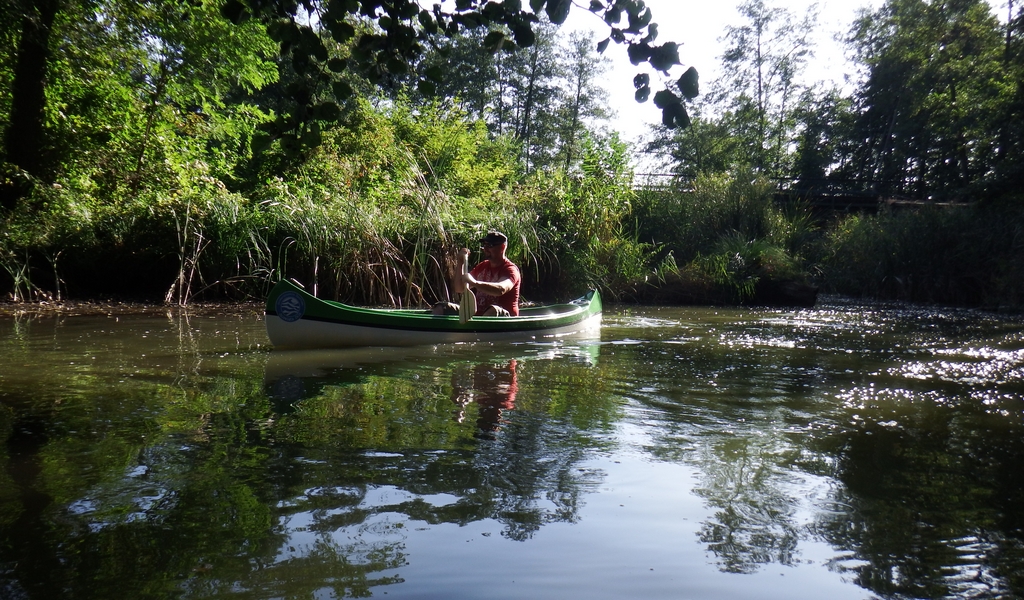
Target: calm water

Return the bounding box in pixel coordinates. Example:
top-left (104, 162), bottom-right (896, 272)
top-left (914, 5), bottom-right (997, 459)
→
top-left (1, 299), bottom-right (1023, 599)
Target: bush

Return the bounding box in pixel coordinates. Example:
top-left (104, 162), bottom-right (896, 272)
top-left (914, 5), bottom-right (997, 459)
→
top-left (819, 204), bottom-right (1024, 308)
top-left (630, 171), bottom-right (816, 304)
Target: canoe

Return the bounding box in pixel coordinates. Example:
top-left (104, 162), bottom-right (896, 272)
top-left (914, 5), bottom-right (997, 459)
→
top-left (265, 279), bottom-right (602, 349)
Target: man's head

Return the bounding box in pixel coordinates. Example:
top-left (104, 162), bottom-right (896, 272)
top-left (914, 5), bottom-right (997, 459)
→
top-left (479, 230), bottom-right (508, 263)
top-left (480, 231), bottom-right (507, 248)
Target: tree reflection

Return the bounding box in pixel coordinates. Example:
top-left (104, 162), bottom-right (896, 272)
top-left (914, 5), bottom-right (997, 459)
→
top-left (637, 384), bottom-right (1024, 594)
top-left (693, 436), bottom-right (800, 573)
top-left (15, 302), bottom-right (1024, 598)
top-left (808, 408), bottom-right (1024, 599)
top-left (264, 348), bottom-right (607, 543)
top-left (605, 303), bottom-right (1024, 597)
top-left (0, 340), bottom-right (614, 597)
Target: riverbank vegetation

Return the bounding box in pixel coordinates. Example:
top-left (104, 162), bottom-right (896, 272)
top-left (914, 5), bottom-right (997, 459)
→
top-left (2, 0), bottom-right (1023, 309)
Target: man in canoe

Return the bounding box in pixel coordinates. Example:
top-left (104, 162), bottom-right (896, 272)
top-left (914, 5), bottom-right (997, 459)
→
top-left (465, 230), bottom-right (521, 316)
top-left (432, 230), bottom-right (521, 316)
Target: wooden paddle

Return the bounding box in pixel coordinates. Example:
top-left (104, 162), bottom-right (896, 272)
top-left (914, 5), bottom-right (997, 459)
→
top-left (459, 248), bottom-right (476, 323)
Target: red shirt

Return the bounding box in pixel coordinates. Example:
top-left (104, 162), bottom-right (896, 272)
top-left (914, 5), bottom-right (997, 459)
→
top-left (470, 258), bottom-right (521, 316)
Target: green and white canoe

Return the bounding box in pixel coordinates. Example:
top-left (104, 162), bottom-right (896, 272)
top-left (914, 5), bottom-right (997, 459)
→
top-left (265, 279), bottom-right (602, 349)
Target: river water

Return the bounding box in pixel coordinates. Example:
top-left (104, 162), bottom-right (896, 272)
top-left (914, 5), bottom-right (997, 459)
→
top-left (1, 298), bottom-right (1023, 599)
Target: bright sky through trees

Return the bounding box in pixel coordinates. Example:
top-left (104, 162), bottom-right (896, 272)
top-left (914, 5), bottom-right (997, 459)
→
top-left (565, 0), bottom-right (887, 144)
top-left (565, 0), bottom-right (1012, 145)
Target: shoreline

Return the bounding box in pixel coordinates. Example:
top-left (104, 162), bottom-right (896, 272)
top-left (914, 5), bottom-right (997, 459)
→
top-left (0, 299), bottom-right (264, 318)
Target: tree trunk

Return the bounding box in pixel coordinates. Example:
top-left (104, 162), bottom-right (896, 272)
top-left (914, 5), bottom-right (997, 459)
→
top-left (517, 47), bottom-right (540, 172)
top-left (1, 0), bottom-right (61, 212)
top-left (563, 74), bottom-right (583, 171)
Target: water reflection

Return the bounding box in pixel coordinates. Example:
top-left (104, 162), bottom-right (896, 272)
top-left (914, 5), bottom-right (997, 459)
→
top-left (603, 303), bottom-right (1024, 596)
top-left (2, 303), bottom-right (1024, 598)
top-left (693, 436), bottom-right (801, 574)
top-left (450, 359), bottom-right (518, 436)
top-left (1, 321), bottom-right (619, 597)
top-left (807, 393), bottom-right (1024, 599)
top-left (263, 343), bottom-right (597, 435)
top-left (232, 342), bottom-right (612, 594)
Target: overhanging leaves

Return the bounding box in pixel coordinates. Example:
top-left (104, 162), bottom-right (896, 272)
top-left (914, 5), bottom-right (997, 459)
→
top-left (627, 42), bottom-right (651, 65)
top-left (545, 0), bottom-right (571, 25)
top-left (679, 66), bottom-right (699, 99)
top-left (653, 89), bottom-right (678, 109)
top-left (661, 100), bottom-right (689, 128)
top-left (511, 23), bottom-right (536, 47)
top-left (237, 0), bottom-right (696, 160)
top-left (648, 42), bottom-right (679, 72)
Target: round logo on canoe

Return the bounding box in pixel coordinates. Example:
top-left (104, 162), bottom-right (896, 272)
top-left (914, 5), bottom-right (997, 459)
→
top-left (275, 291), bottom-right (305, 323)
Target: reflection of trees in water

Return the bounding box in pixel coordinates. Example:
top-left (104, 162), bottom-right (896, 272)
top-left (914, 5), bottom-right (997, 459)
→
top-left (618, 399), bottom-right (808, 575)
top-left (0, 416), bottom-right (422, 598)
top-left (277, 363), bottom-right (601, 544)
top-left (266, 349), bottom-right (614, 542)
top-left (640, 390), bottom-right (1024, 595)
top-left (199, 536), bottom-right (406, 599)
top-left (692, 436), bottom-right (800, 573)
top-left (0, 350), bottom-right (613, 597)
top-left (807, 407), bottom-right (1024, 600)
top-left (618, 344), bottom-right (816, 575)
top-left (607, 309), bottom-right (1024, 596)
top-left (473, 410), bottom-right (597, 540)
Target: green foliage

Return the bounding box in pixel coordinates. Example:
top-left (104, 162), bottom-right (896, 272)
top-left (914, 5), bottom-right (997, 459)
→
top-left (636, 0), bottom-right (1024, 308)
top-left (219, 0), bottom-right (695, 149)
top-left (646, 0), bottom-right (1020, 197)
top-left (819, 204), bottom-right (1024, 307)
top-left (632, 171), bottom-right (815, 303)
top-left (694, 233), bottom-right (805, 302)
top-left (635, 172), bottom-right (788, 261)
top-left (246, 96), bottom-right (528, 306)
top-left (523, 132), bottom-right (646, 298)
top-left (0, 0), bottom-right (701, 306)
top-left (7, 0), bottom-right (1023, 310)
top-left (11, 0), bottom-right (279, 199)
top-left (498, 22), bottom-right (563, 172)
top-left (841, 0), bottom-right (1006, 198)
top-left (552, 30), bottom-right (614, 172)
top-left (1, 76), bottom-right (645, 306)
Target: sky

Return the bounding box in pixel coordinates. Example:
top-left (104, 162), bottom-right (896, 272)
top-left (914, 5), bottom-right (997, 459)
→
top-left (422, 0), bottom-right (1008, 153)
top-left (562, 0), bottom-right (888, 147)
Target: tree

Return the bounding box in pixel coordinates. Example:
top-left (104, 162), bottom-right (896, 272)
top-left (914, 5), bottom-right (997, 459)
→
top-left (645, 112), bottom-right (743, 181)
top-left (412, 27), bottom-right (500, 120)
top-left (115, 0), bottom-right (279, 191)
top-left (1, 0), bottom-right (63, 211)
top-left (644, 0), bottom-right (811, 181)
top-left (841, 0), bottom-right (1005, 199)
top-left (711, 0), bottom-right (817, 176)
top-left (982, 0), bottom-right (1024, 198)
top-left (1, 0), bottom-right (698, 215)
top-left (0, 0), bottom-right (278, 212)
top-left (218, 0), bottom-right (696, 153)
top-left (509, 22), bottom-right (562, 171)
top-left (389, 22), bottom-right (613, 174)
top-left (553, 30), bottom-right (613, 172)
top-left (790, 88), bottom-right (855, 190)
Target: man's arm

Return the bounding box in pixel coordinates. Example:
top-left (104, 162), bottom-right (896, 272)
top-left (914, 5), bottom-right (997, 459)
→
top-left (464, 274), bottom-right (513, 297)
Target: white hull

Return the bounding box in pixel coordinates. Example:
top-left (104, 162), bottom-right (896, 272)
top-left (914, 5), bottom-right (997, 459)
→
top-left (266, 312), bottom-right (603, 349)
